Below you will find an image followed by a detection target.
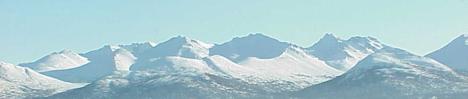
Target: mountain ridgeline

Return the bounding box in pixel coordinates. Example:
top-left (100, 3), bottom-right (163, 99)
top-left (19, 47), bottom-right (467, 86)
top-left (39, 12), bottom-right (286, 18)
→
top-left (0, 33), bottom-right (467, 99)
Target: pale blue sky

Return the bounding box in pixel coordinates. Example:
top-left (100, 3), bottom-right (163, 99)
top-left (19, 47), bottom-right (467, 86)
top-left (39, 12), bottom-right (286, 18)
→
top-left (1, 0), bottom-right (468, 64)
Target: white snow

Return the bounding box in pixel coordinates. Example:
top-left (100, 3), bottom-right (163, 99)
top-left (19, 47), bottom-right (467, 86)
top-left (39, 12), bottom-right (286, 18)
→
top-left (0, 61), bottom-right (81, 99)
top-left (297, 47), bottom-right (468, 99)
top-left (19, 50), bottom-right (89, 72)
top-left (43, 45), bottom-right (140, 83)
top-left (308, 34), bottom-right (385, 71)
top-left (113, 49), bottom-right (137, 71)
top-left (8, 34), bottom-right (467, 99)
top-left (236, 46), bottom-right (341, 87)
top-left (141, 36), bottom-right (213, 59)
top-left (347, 47), bottom-right (458, 79)
top-left (129, 34), bottom-right (342, 91)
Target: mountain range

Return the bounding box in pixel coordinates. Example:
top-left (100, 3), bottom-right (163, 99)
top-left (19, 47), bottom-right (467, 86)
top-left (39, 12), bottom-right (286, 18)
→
top-left (1, 33), bottom-right (467, 99)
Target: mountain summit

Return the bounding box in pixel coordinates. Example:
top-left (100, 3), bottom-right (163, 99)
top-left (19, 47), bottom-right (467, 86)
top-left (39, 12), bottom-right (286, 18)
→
top-left (209, 33), bottom-right (290, 62)
top-left (19, 50), bottom-right (89, 72)
top-left (4, 33), bottom-right (468, 99)
top-left (296, 47), bottom-right (468, 99)
top-left (307, 34), bottom-right (385, 71)
top-left (427, 34), bottom-right (468, 73)
top-left (140, 36), bottom-right (213, 59)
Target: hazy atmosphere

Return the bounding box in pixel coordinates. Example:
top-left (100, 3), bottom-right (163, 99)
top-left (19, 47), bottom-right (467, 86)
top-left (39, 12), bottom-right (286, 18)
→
top-left (1, 0), bottom-right (468, 63)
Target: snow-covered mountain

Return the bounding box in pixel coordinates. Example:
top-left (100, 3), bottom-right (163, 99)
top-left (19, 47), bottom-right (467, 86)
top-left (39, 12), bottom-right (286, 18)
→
top-left (19, 50), bottom-right (89, 72)
top-left (47, 70), bottom-right (282, 99)
top-left (210, 34), bottom-right (290, 62)
top-left (46, 36), bottom-right (272, 99)
top-left (37, 42), bottom-right (155, 83)
top-left (295, 47), bottom-right (468, 99)
top-left (42, 45), bottom-right (138, 83)
top-left (6, 33), bottom-right (467, 99)
top-left (307, 34), bottom-right (385, 71)
top-left (18, 42), bottom-right (154, 83)
top-left (208, 34), bottom-right (341, 88)
top-left (0, 61), bottom-right (81, 99)
top-left (427, 34), bottom-right (468, 74)
top-left (46, 34), bottom-right (342, 99)
top-left (139, 36), bottom-right (213, 59)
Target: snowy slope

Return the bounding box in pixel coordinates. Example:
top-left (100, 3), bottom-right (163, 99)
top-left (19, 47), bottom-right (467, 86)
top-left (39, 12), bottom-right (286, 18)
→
top-left (43, 45), bottom-right (138, 83)
top-left (46, 34), bottom-right (343, 99)
top-left (130, 36), bottom-right (216, 76)
top-left (0, 61), bottom-right (81, 99)
top-left (307, 33), bottom-right (385, 71)
top-left (295, 47), bottom-right (468, 99)
top-left (47, 36), bottom-right (274, 98)
top-left (140, 36), bottom-right (213, 59)
top-left (234, 45), bottom-right (341, 89)
top-left (427, 34), bottom-right (468, 73)
top-left (208, 34), bottom-right (341, 89)
top-left (19, 50), bottom-right (89, 72)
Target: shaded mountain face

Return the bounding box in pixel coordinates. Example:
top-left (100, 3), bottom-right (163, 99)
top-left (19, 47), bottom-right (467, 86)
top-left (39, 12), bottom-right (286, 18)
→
top-left (427, 34), bottom-right (468, 74)
top-left (295, 47), bottom-right (468, 99)
top-left (307, 34), bottom-right (385, 71)
top-left (209, 34), bottom-right (290, 62)
top-left (0, 61), bottom-right (80, 99)
top-left (19, 50), bottom-right (89, 72)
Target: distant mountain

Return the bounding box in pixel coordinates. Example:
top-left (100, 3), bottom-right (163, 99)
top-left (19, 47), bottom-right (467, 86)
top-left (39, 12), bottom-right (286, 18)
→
top-left (427, 34), bottom-right (468, 74)
top-left (295, 47), bottom-right (468, 99)
top-left (6, 33), bottom-right (467, 99)
top-left (47, 71), bottom-right (281, 99)
top-left (208, 34), bottom-right (341, 89)
top-left (139, 36), bottom-right (213, 59)
top-left (0, 61), bottom-right (81, 99)
top-left (132, 34), bottom-right (341, 89)
top-left (34, 42), bottom-right (155, 83)
top-left (307, 34), bottom-right (385, 71)
top-left (47, 34), bottom-right (342, 99)
top-left (210, 34), bottom-right (290, 62)
top-left (19, 50), bottom-right (89, 72)
top-left (42, 45), bottom-right (138, 83)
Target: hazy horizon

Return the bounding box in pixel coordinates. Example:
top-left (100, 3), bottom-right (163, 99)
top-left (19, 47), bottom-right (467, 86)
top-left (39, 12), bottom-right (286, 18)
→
top-left (2, 0), bottom-right (468, 64)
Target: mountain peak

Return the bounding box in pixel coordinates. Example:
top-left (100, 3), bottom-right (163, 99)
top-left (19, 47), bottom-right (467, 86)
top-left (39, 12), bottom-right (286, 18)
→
top-left (308, 34), bottom-right (385, 71)
top-left (162, 36), bottom-right (213, 48)
top-left (455, 34), bottom-right (468, 45)
top-left (322, 33), bottom-right (341, 42)
top-left (247, 33), bottom-right (270, 38)
top-left (324, 33), bottom-right (339, 39)
top-left (19, 49), bottom-right (90, 72)
top-left (462, 34), bottom-right (468, 38)
top-left (348, 47), bottom-right (454, 76)
top-left (233, 33), bottom-right (280, 42)
top-left (210, 33), bottom-right (290, 61)
top-left (171, 35), bottom-right (190, 42)
top-left (297, 47), bottom-right (467, 99)
top-left (139, 36), bottom-right (212, 59)
top-left (426, 34), bottom-right (468, 71)
top-left (310, 34), bottom-right (343, 49)
top-left (58, 49), bottom-right (74, 54)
